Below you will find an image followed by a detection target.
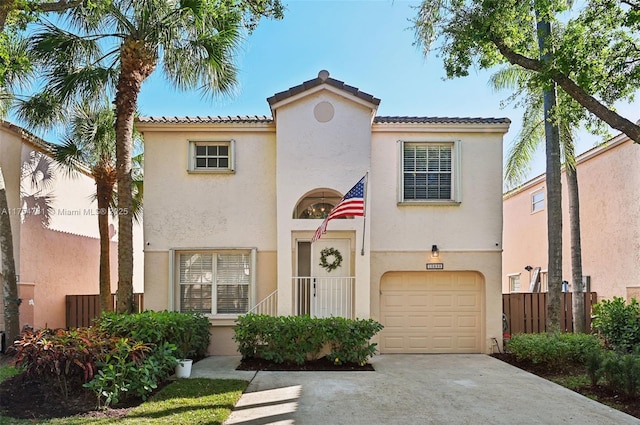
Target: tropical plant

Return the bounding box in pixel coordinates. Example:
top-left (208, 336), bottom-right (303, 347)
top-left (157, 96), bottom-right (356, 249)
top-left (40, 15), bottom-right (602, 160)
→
top-left (412, 0), bottom-right (640, 142)
top-left (20, 0), bottom-right (284, 314)
top-left (52, 100), bottom-right (142, 313)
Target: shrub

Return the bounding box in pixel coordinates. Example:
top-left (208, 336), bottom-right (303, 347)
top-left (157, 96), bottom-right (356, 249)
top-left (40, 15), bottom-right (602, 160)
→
top-left (83, 339), bottom-right (177, 408)
top-left (95, 310), bottom-right (211, 359)
top-left (592, 297), bottom-right (640, 353)
top-left (234, 314), bottom-right (383, 366)
top-left (11, 327), bottom-right (111, 398)
top-left (506, 332), bottom-right (602, 367)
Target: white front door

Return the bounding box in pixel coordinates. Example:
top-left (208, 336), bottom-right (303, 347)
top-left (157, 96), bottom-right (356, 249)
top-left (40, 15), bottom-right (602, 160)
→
top-left (310, 238), bottom-right (351, 318)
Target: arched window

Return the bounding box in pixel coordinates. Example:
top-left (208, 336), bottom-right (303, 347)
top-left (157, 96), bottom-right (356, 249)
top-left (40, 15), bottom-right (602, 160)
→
top-left (293, 189), bottom-right (342, 219)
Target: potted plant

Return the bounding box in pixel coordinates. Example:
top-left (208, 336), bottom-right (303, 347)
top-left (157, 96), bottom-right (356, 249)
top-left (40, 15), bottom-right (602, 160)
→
top-left (175, 328), bottom-right (196, 378)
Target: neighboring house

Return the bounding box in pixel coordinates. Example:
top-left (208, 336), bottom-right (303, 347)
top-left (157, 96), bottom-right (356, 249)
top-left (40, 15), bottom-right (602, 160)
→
top-left (0, 121), bottom-right (144, 333)
top-left (503, 131), bottom-right (640, 302)
top-left (138, 71), bottom-right (510, 355)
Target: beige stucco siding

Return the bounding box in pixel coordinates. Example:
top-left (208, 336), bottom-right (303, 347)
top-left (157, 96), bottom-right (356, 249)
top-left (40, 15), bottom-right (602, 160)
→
top-left (142, 129), bottom-right (277, 250)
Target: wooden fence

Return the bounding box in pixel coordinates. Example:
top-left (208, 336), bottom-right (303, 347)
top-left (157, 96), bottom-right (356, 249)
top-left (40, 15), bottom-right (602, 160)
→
top-left (503, 292), bottom-right (598, 335)
top-left (66, 293), bottom-right (144, 328)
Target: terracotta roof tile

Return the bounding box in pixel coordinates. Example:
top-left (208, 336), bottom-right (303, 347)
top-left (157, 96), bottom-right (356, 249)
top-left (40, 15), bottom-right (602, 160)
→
top-left (138, 115), bottom-right (511, 125)
top-left (374, 116), bottom-right (511, 125)
top-left (136, 115), bottom-right (273, 124)
top-left (267, 70), bottom-right (381, 106)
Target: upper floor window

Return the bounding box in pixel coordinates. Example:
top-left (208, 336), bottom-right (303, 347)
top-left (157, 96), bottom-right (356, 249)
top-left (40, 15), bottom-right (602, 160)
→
top-left (188, 140), bottom-right (235, 173)
top-left (399, 141), bottom-right (460, 204)
top-left (292, 189), bottom-right (342, 219)
top-left (531, 189), bottom-right (545, 213)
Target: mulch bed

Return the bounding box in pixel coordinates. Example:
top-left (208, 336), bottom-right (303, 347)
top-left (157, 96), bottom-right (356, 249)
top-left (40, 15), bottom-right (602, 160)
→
top-left (237, 356), bottom-right (374, 371)
top-left (491, 353), bottom-right (640, 420)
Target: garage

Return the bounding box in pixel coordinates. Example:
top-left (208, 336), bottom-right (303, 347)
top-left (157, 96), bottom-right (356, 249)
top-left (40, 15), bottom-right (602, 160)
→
top-left (379, 271), bottom-right (484, 353)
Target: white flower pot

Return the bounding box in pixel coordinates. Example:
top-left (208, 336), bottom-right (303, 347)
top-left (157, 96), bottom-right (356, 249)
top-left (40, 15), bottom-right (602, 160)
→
top-left (175, 359), bottom-right (193, 378)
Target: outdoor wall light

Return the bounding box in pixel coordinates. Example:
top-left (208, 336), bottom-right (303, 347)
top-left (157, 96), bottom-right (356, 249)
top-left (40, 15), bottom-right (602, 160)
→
top-left (431, 245), bottom-right (439, 258)
top-left (525, 265), bottom-right (533, 271)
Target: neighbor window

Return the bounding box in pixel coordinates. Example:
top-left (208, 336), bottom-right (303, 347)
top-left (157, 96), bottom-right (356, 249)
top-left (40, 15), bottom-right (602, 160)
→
top-left (175, 249), bottom-right (255, 315)
top-left (509, 274), bottom-right (521, 293)
top-left (531, 189), bottom-right (545, 213)
top-left (399, 141), bottom-right (460, 203)
top-left (189, 140), bottom-right (235, 172)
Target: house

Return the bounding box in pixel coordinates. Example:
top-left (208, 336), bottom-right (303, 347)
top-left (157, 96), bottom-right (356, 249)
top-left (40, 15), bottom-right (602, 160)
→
top-left (502, 131), bottom-right (640, 302)
top-left (138, 71), bottom-right (510, 355)
top-left (0, 121), bottom-right (144, 334)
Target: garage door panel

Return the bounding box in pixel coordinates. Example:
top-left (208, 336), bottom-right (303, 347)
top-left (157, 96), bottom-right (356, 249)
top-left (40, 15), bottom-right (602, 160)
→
top-left (380, 271), bottom-right (484, 354)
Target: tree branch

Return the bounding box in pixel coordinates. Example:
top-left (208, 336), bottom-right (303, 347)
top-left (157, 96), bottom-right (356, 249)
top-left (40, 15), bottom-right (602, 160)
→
top-left (492, 37), bottom-right (640, 143)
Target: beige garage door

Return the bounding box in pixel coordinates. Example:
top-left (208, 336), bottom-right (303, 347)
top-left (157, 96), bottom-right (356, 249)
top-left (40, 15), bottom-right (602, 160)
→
top-left (379, 271), bottom-right (484, 354)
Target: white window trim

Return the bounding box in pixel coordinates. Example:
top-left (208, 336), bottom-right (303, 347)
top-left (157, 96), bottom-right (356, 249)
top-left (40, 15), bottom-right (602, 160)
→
top-left (397, 140), bottom-right (461, 205)
top-left (531, 188), bottom-right (545, 214)
top-left (187, 140), bottom-right (236, 173)
top-left (169, 247), bottom-right (256, 317)
top-left (507, 273), bottom-right (521, 293)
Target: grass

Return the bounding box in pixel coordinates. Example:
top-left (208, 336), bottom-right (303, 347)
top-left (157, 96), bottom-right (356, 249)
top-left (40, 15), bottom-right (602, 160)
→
top-left (0, 364), bottom-right (248, 425)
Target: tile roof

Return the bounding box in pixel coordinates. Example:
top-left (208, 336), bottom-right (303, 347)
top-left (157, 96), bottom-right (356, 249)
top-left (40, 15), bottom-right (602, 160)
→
top-left (267, 70), bottom-right (381, 106)
top-left (374, 116), bottom-right (511, 125)
top-left (138, 115), bottom-right (510, 125)
top-left (136, 115), bottom-right (273, 124)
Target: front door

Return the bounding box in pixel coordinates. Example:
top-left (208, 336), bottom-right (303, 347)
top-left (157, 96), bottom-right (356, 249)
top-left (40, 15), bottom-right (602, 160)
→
top-left (310, 238), bottom-right (351, 318)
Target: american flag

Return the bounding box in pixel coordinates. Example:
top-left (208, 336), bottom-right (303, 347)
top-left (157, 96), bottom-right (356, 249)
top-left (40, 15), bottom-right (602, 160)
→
top-left (312, 176), bottom-right (366, 243)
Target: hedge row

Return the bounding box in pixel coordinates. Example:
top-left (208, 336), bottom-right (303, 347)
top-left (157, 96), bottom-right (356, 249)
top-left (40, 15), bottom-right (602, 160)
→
top-left (234, 314), bottom-right (383, 366)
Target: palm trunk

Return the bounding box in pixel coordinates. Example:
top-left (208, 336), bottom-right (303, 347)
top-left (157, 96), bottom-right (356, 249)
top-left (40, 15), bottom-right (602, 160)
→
top-left (537, 17), bottom-right (563, 332)
top-left (0, 166), bottom-right (19, 343)
top-left (95, 166), bottom-right (116, 313)
top-left (114, 39), bottom-right (155, 314)
top-left (565, 157), bottom-right (585, 333)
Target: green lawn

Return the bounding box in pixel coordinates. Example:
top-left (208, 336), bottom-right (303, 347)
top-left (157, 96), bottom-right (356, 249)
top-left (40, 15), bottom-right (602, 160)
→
top-left (0, 364), bottom-right (247, 425)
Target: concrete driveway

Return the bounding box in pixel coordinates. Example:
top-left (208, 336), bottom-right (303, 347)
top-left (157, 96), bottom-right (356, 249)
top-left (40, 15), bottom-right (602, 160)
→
top-left (190, 354), bottom-right (640, 425)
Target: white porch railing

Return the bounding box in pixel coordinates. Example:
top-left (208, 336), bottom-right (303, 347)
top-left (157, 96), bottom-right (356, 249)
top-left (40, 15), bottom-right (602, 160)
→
top-left (292, 277), bottom-right (355, 319)
top-left (248, 290), bottom-right (278, 316)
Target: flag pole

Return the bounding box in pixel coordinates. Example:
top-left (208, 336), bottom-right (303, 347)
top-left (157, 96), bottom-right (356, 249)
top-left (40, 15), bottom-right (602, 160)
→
top-left (361, 172), bottom-right (369, 256)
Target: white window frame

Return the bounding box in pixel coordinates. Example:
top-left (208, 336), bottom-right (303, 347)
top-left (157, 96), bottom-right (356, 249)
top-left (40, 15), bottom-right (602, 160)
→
top-left (169, 247), bottom-right (256, 317)
top-left (531, 189), bottom-right (545, 213)
top-left (398, 140), bottom-right (461, 205)
top-left (508, 273), bottom-right (521, 293)
top-left (188, 140), bottom-right (235, 173)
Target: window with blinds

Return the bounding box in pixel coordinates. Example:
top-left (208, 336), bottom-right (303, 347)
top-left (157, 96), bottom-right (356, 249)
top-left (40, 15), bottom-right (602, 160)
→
top-left (178, 250), bottom-right (251, 315)
top-left (402, 142), bottom-right (454, 201)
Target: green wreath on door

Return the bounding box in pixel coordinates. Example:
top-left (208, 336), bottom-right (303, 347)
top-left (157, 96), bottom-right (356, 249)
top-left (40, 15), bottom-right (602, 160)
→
top-left (319, 247), bottom-right (343, 272)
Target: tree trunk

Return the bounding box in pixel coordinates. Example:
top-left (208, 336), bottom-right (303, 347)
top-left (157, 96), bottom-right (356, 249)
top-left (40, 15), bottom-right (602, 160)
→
top-left (565, 156), bottom-right (586, 333)
top-left (537, 18), bottom-right (563, 332)
top-left (114, 39), bottom-right (155, 314)
top-left (0, 166), bottom-right (19, 343)
top-left (94, 165), bottom-right (116, 313)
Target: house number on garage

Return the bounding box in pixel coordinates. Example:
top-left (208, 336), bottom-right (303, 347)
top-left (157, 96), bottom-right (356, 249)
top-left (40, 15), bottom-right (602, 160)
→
top-left (426, 263), bottom-right (444, 270)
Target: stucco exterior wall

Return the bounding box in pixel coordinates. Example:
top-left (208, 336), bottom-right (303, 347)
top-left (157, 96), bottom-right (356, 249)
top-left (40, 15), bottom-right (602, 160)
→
top-left (19, 218), bottom-right (118, 329)
top-left (139, 74), bottom-right (509, 356)
top-left (502, 135), bottom-right (640, 301)
top-left (273, 90), bottom-right (373, 317)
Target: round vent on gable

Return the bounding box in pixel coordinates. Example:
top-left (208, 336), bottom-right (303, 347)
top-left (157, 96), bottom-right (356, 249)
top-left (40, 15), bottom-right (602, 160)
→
top-left (314, 101), bottom-right (334, 123)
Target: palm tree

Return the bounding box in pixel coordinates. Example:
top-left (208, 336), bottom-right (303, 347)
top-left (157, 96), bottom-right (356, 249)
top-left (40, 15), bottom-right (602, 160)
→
top-left (20, 0), bottom-right (283, 313)
top-left (494, 65), bottom-right (588, 332)
top-left (53, 100), bottom-right (142, 313)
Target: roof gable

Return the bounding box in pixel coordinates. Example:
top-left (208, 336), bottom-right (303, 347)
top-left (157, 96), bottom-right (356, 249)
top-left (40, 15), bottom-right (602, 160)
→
top-left (267, 70), bottom-right (381, 114)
